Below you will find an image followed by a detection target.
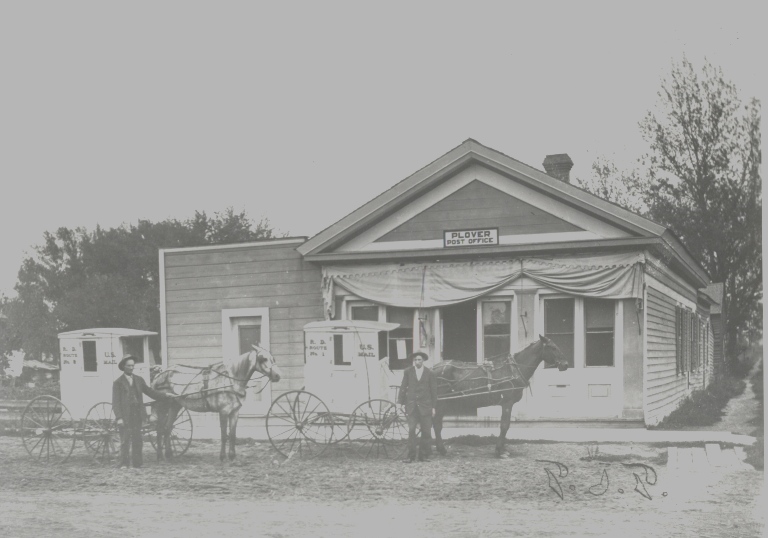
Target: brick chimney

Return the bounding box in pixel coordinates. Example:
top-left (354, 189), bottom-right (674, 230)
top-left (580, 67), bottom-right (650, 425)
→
top-left (542, 154), bottom-right (574, 183)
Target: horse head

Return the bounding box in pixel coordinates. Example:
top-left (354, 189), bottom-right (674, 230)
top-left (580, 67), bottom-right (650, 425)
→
top-left (538, 334), bottom-right (569, 371)
top-left (250, 344), bottom-right (282, 382)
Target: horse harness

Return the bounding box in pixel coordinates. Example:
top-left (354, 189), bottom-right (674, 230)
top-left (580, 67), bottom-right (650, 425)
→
top-left (167, 354), bottom-right (272, 409)
top-left (436, 354), bottom-right (532, 401)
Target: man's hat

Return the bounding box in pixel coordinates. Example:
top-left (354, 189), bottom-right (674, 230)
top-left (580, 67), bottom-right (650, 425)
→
top-left (407, 351), bottom-right (428, 361)
top-left (118, 355), bottom-right (137, 372)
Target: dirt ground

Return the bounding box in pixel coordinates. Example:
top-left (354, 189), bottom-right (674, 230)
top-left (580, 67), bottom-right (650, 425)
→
top-left (0, 435), bottom-right (764, 537)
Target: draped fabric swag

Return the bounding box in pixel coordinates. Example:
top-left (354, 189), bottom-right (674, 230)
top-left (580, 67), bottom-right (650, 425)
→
top-left (322, 253), bottom-right (645, 319)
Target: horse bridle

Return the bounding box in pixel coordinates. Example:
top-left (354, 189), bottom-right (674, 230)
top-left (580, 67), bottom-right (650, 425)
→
top-left (248, 349), bottom-right (278, 394)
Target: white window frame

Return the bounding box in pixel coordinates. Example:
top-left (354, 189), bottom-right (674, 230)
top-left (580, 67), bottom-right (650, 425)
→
top-left (534, 291), bottom-right (623, 370)
top-left (221, 307), bottom-right (271, 415)
top-left (477, 294), bottom-right (518, 362)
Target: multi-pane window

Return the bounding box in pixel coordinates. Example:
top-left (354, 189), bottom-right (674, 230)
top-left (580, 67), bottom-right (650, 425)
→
top-left (584, 299), bottom-right (615, 367)
top-left (386, 306), bottom-right (414, 370)
top-left (544, 298), bottom-right (575, 368)
top-left (83, 341), bottom-right (97, 372)
top-left (482, 301), bottom-right (511, 360)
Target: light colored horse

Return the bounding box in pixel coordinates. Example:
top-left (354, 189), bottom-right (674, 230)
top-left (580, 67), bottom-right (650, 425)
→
top-left (151, 344), bottom-right (282, 461)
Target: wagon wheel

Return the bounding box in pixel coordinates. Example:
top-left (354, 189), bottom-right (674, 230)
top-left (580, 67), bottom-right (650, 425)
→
top-left (347, 399), bottom-right (411, 459)
top-left (147, 407), bottom-right (193, 457)
top-left (83, 402), bottom-right (119, 464)
top-left (20, 395), bottom-right (76, 464)
top-left (266, 390), bottom-right (335, 459)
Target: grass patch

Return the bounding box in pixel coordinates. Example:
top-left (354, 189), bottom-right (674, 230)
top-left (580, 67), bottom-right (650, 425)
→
top-left (651, 376), bottom-right (746, 429)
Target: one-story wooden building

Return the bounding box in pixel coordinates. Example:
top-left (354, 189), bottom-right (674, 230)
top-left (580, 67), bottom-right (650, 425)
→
top-left (159, 139), bottom-right (716, 428)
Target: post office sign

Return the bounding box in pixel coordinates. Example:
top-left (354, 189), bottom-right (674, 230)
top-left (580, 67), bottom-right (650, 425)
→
top-left (443, 228), bottom-right (499, 247)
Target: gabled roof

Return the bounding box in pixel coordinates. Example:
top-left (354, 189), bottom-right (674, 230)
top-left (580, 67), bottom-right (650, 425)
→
top-left (298, 139), bottom-right (709, 287)
top-left (702, 283), bottom-right (725, 314)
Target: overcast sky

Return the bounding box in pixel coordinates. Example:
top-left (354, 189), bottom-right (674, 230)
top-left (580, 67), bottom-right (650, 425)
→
top-left (0, 2), bottom-right (763, 297)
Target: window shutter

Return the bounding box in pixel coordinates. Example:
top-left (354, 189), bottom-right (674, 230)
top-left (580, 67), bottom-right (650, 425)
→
top-left (675, 305), bottom-right (682, 374)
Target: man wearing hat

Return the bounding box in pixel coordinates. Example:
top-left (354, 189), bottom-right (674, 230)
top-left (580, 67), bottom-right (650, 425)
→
top-left (112, 355), bottom-right (172, 468)
top-left (398, 351), bottom-right (438, 463)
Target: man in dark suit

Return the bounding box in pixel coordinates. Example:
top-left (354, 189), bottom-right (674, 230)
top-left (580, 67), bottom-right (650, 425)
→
top-left (112, 355), bottom-right (171, 468)
top-left (398, 351), bottom-right (438, 463)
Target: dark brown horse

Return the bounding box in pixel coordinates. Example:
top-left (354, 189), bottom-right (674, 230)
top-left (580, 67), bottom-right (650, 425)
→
top-left (432, 335), bottom-right (568, 457)
top-left (151, 344), bottom-right (282, 461)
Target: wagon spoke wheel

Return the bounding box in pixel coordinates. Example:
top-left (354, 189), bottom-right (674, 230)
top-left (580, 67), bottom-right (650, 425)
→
top-left (148, 407), bottom-right (193, 457)
top-left (267, 391), bottom-right (334, 459)
top-left (347, 399), bottom-right (411, 459)
top-left (20, 396), bottom-right (76, 464)
top-left (83, 402), bottom-right (119, 464)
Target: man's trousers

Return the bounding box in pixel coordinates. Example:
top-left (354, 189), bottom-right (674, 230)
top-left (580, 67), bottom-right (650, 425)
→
top-left (406, 406), bottom-right (433, 460)
top-left (118, 406), bottom-right (144, 467)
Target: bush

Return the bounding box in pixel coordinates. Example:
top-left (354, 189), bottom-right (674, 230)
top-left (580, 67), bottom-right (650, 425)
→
top-left (0, 378), bottom-right (60, 400)
top-left (652, 376), bottom-right (746, 429)
top-left (744, 361), bottom-right (764, 470)
top-left (751, 360), bottom-right (763, 405)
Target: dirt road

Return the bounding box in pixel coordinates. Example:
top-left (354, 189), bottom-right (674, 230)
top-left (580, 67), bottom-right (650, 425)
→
top-left (0, 436), bottom-right (763, 537)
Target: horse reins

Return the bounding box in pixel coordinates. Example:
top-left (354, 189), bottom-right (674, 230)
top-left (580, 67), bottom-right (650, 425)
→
top-left (164, 350), bottom-right (277, 404)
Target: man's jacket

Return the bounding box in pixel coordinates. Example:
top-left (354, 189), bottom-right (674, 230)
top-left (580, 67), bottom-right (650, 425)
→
top-left (398, 365), bottom-right (438, 415)
top-left (112, 374), bottom-right (167, 424)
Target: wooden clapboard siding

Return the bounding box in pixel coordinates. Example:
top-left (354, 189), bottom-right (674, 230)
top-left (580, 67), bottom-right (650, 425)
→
top-left (166, 305), bottom-right (322, 327)
top-left (166, 281), bottom-right (320, 303)
top-left (166, 258), bottom-right (309, 279)
top-left (376, 180), bottom-right (581, 242)
top-left (645, 286), bottom-right (690, 425)
top-left (167, 268), bottom-right (319, 291)
top-left (167, 323), bottom-right (220, 337)
top-left (163, 243), bottom-right (323, 394)
top-left (646, 261), bottom-right (697, 303)
top-left (166, 294), bottom-right (323, 314)
top-left (165, 246), bottom-right (300, 267)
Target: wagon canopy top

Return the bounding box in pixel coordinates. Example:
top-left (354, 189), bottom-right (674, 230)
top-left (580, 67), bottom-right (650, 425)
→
top-left (303, 320), bottom-right (400, 333)
top-left (57, 328), bottom-right (158, 339)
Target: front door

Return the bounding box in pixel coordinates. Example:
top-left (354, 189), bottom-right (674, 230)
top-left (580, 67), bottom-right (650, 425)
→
top-left (441, 301), bottom-right (478, 415)
top-left (441, 301), bottom-right (477, 362)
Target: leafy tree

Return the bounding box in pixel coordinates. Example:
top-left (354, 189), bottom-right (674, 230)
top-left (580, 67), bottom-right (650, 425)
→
top-left (575, 157), bottom-right (649, 215)
top-left (0, 209), bottom-right (280, 362)
top-left (640, 58), bottom-right (761, 363)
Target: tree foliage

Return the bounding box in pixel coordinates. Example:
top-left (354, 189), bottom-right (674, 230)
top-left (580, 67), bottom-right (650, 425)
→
top-left (0, 209), bottom-right (279, 362)
top-left (575, 157), bottom-right (649, 215)
top-left (576, 58), bottom-right (761, 360)
top-left (639, 58), bottom-right (761, 358)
